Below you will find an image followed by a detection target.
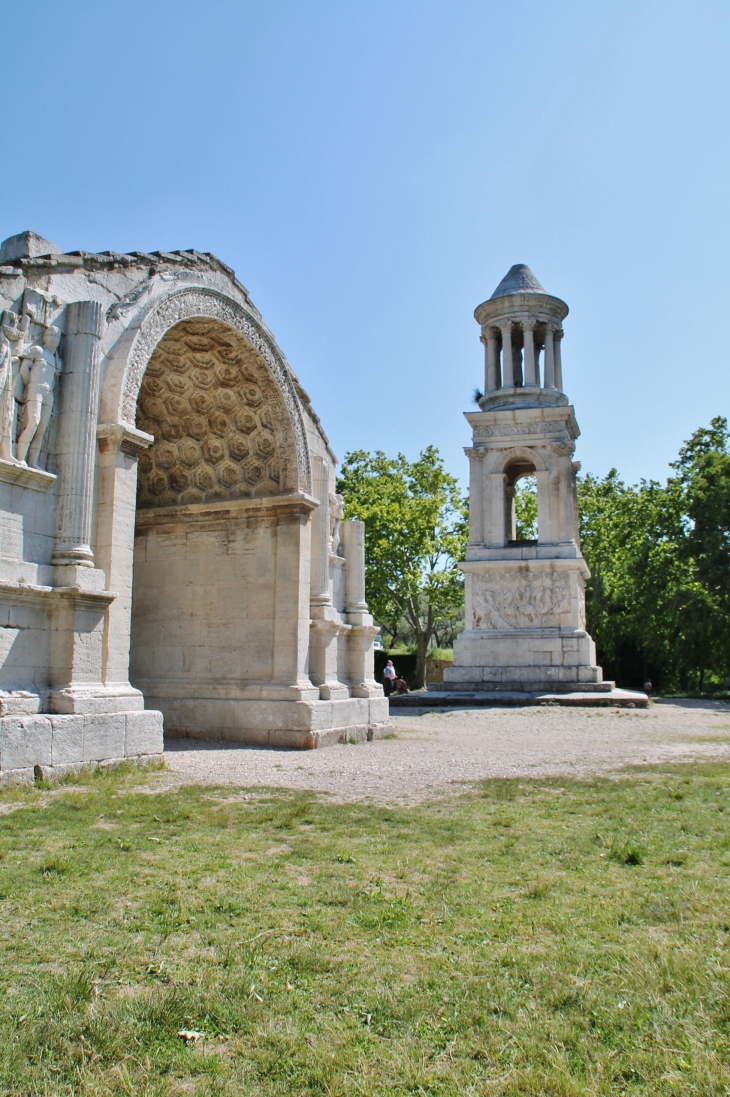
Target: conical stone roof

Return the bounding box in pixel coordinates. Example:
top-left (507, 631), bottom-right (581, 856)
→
top-left (490, 263), bottom-right (546, 300)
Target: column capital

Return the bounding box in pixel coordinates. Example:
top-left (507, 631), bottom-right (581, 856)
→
top-left (522, 317), bottom-right (536, 331)
top-left (554, 328), bottom-right (564, 341)
top-left (97, 423), bottom-right (154, 460)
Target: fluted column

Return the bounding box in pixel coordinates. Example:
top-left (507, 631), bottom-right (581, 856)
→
top-left (500, 323), bottom-right (514, 388)
top-left (52, 301), bottom-right (105, 567)
top-left (554, 329), bottom-right (564, 391)
top-left (483, 329), bottom-right (499, 392)
top-left (523, 320), bottom-right (538, 386)
top-left (310, 455), bottom-right (331, 605)
top-left (342, 520), bottom-right (368, 612)
top-left (542, 325), bottom-right (555, 389)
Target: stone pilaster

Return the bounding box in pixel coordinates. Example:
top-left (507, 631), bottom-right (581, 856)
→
top-left (342, 519), bottom-right (381, 698)
top-left (53, 300), bottom-right (104, 568)
top-left (310, 455), bottom-right (331, 605)
top-left (342, 520), bottom-right (368, 612)
top-left (95, 424), bottom-right (154, 704)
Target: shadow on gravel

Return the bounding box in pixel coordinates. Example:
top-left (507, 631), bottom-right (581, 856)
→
top-left (164, 738), bottom-right (293, 754)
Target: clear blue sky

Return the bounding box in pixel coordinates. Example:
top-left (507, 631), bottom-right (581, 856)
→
top-left (2, 1), bottom-right (728, 488)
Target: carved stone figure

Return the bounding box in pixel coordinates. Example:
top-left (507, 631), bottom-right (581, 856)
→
top-left (0, 310), bottom-right (31, 462)
top-left (16, 325), bottom-right (62, 468)
top-left (329, 492), bottom-right (344, 555)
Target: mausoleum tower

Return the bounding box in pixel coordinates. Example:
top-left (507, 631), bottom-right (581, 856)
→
top-left (443, 264), bottom-right (610, 695)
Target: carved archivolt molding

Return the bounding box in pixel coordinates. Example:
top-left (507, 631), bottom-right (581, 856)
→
top-left (122, 288), bottom-right (310, 493)
top-left (484, 445), bottom-right (547, 475)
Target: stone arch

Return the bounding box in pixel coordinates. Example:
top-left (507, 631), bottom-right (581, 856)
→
top-left (484, 445), bottom-right (547, 475)
top-left (102, 286), bottom-right (310, 494)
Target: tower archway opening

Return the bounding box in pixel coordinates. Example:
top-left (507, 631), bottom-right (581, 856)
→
top-left (504, 459), bottom-right (537, 544)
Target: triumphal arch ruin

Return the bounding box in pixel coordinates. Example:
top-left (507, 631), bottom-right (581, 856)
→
top-left (0, 230), bottom-right (388, 780)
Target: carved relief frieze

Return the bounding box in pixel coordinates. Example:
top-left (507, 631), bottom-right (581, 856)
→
top-left (471, 571), bottom-right (572, 630)
top-left (122, 288), bottom-right (310, 493)
top-left (136, 317), bottom-right (293, 508)
top-left (474, 421), bottom-right (564, 439)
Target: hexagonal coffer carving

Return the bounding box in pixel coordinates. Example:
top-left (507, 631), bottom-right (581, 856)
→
top-left (217, 462), bottom-right (239, 488)
top-left (241, 458), bottom-right (265, 485)
top-left (227, 434), bottom-right (249, 462)
top-left (178, 440), bottom-right (202, 468)
top-left (233, 409), bottom-right (257, 434)
top-left (202, 438), bottom-right (226, 465)
top-left (136, 319), bottom-right (284, 509)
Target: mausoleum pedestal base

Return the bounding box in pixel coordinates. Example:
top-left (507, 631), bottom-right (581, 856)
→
top-left (390, 688), bottom-right (647, 710)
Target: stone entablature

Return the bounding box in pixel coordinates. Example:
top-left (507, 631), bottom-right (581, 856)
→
top-left (0, 231), bottom-right (389, 778)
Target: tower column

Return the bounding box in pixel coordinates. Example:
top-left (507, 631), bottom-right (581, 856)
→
top-left (542, 325), bottom-right (555, 389)
top-left (523, 320), bottom-right (538, 386)
top-left (500, 324), bottom-right (514, 388)
top-left (483, 329), bottom-right (499, 392)
top-left (554, 329), bottom-right (564, 392)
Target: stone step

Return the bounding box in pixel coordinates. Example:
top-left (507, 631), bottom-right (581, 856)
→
top-left (389, 688), bottom-right (648, 710)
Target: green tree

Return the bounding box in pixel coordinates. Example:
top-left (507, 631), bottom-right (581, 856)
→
top-left (671, 416), bottom-right (730, 686)
top-left (514, 476), bottom-right (538, 540)
top-left (336, 446), bottom-right (468, 688)
top-left (577, 417), bottom-right (730, 690)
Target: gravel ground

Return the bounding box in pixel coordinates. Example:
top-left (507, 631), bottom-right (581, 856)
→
top-left (159, 699), bottom-right (730, 805)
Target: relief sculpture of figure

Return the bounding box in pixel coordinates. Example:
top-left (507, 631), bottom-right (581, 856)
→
top-left (329, 492), bottom-right (345, 555)
top-left (0, 310), bottom-right (31, 462)
top-left (473, 573), bottom-right (571, 630)
top-left (16, 326), bottom-right (62, 468)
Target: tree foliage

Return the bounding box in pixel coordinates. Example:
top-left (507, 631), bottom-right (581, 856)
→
top-left (336, 446), bottom-right (468, 688)
top-left (578, 417), bottom-right (730, 690)
top-left (514, 476), bottom-right (538, 540)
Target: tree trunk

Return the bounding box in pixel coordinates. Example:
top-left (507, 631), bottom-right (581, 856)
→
top-left (414, 630), bottom-right (429, 690)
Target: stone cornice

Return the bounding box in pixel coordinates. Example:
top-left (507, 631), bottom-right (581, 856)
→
top-left (0, 459), bottom-right (56, 492)
top-left (97, 424), bottom-right (154, 459)
top-left (134, 491), bottom-right (319, 528)
top-left (0, 579), bottom-right (116, 608)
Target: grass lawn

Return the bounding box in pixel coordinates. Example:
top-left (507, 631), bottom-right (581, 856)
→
top-left (1, 762), bottom-right (729, 1096)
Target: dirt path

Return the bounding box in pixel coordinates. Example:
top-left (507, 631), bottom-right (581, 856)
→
top-left (159, 699), bottom-right (730, 804)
